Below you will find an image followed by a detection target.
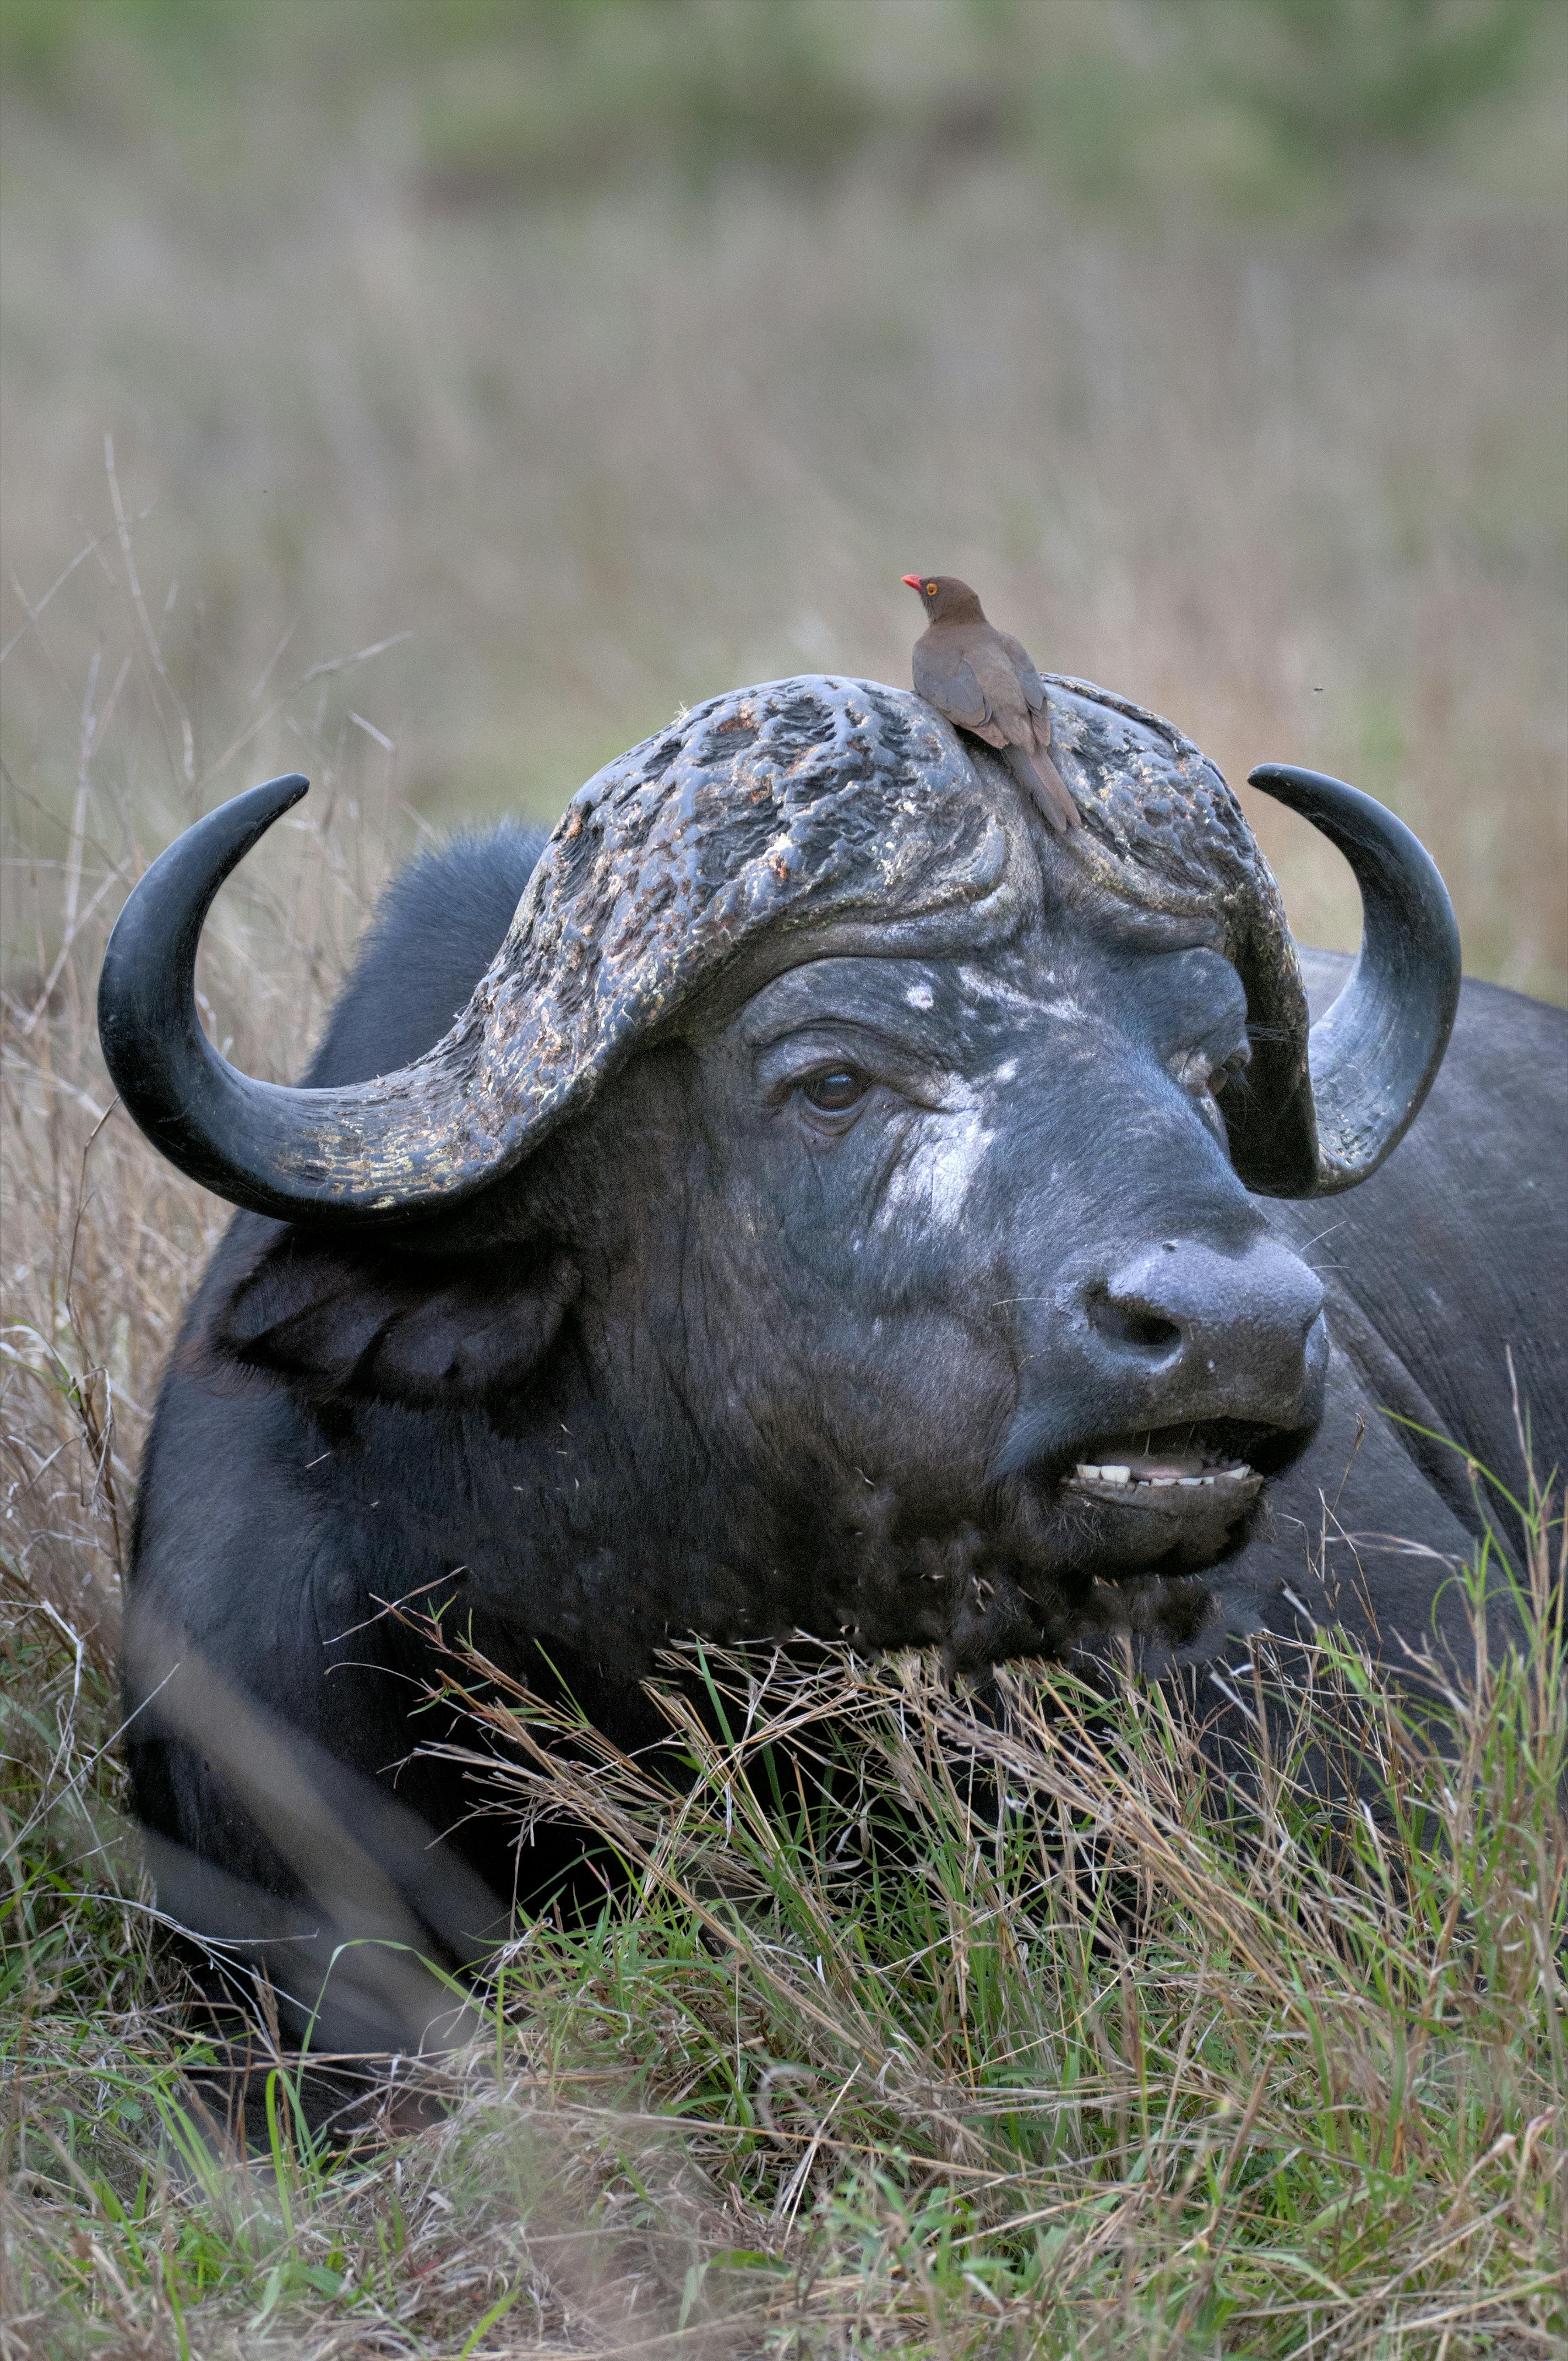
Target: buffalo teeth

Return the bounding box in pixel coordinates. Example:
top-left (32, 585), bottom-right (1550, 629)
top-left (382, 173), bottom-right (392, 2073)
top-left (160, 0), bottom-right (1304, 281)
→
top-left (1068, 1460), bottom-right (1254, 1492)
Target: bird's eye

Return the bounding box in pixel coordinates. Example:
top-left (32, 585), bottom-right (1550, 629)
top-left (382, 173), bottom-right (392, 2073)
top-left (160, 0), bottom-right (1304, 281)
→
top-left (802, 1067), bottom-right (868, 1114)
top-left (925, 581), bottom-right (938, 596)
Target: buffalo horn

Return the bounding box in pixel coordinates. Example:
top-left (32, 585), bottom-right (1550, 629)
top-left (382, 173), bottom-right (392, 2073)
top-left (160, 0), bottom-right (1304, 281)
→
top-left (97, 776), bottom-right (504, 1226)
top-left (1239, 764), bottom-right (1461, 1196)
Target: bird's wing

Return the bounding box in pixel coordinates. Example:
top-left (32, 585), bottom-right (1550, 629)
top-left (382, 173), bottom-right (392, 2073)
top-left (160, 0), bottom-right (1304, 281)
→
top-left (996, 634), bottom-right (1054, 755)
top-left (968, 643), bottom-right (1034, 748)
top-left (913, 641), bottom-right (992, 734)
top-left (996, 632), bottom-right (1047, 712)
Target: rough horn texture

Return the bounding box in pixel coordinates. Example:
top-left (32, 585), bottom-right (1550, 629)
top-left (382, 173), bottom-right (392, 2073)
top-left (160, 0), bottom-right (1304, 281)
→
top-left (101, 673), bottom-right (1336, 1221)
top-left (1038, 678), bottom-right (1314, 1194)
top-left (416, 671), bottom-right (1310, 1171)
top-left (459, 678), bottom-right (1037, 1173)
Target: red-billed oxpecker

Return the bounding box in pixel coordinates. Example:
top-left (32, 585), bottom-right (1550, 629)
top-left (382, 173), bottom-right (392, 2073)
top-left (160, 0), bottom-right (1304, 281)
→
top-left (903, 573), bottom-right (1081, 834)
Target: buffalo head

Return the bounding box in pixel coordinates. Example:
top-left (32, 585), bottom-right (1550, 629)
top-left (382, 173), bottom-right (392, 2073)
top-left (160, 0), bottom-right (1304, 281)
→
top-left (99, 676), bottom-right (1460, 1660)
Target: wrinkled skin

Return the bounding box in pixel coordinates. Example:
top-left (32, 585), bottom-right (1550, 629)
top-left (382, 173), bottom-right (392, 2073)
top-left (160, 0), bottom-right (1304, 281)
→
top-left (126, 824), bottom-right (1565, 2046)
top-left (1247, 951), bottom-right (1564, 1669)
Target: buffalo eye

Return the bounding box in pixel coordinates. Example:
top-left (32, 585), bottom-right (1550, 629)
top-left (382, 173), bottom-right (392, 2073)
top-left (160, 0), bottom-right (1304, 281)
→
top-left (1173, 1043), bottom-right (1249, 1100)
top-left (801, 1066), bottom-right (869, 1113)
top-left (1213, 1043), bottom-right (1251, 1095)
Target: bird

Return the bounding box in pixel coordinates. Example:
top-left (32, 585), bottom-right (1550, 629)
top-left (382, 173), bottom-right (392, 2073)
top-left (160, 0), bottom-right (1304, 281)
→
top-left (902, 574), bottom-right (1080, 833)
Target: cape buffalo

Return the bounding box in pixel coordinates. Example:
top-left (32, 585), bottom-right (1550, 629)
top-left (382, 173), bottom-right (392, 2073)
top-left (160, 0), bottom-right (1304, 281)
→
top-left (99, 674), bottom-right (1565, 2052)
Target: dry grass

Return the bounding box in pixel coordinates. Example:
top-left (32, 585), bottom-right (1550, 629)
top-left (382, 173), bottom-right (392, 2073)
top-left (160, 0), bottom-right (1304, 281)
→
top-left (2, 9), bottom-right (1566, 2352)
top-left (3, 1155), bottom-right (1565, 2358)
top-left (3, 4), bottom-right (1565, 998)
top-left (1, 534), bottom-right (1564, 2354)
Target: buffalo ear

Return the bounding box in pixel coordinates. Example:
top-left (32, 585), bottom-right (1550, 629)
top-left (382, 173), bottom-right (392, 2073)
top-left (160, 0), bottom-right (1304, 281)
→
top-left (210, 1238), bottom-right (580, 1408)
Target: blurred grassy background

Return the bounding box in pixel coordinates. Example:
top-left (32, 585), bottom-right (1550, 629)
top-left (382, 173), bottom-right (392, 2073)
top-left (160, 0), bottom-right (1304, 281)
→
top-left (2, 0), bottom-right (1565, 997)
top-left (3, 20), bottom-right (1566, 2348)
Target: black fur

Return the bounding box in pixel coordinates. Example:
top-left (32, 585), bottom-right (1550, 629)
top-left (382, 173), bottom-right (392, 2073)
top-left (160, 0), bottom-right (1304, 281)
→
top-left (123, 823), bottom-right (1566, 2053)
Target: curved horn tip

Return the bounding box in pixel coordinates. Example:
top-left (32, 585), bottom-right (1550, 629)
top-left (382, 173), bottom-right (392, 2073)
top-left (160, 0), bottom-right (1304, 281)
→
top-left (224, 770), bottom-right (312, 830)
top-left (97, 775), bottom-right (314, 1182)
top-left (1242, 760), bottom-right (1461, 1197)
top-left (98, 774), bottom-right (313, 1037)
top-left (96, 769), bottom-right (508, 1229)
top-left (1244, 762), bottom-right (1460, 954)
top-left (258, 770), bottom-right (309, 804)
top-left (1246, 760), bottom-right (1370, 813)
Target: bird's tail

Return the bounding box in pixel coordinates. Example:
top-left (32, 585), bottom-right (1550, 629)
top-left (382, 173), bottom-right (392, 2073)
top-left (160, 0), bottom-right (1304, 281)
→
top-left (1004, 741), bottom-right (1081, 834)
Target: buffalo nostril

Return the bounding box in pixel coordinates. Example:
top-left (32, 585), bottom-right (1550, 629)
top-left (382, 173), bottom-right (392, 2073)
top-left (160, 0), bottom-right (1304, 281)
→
top-left (1089, 1239), bottom-right (1325, 1391)
top-left (1087, 1288), bottom-right (1182, 1356)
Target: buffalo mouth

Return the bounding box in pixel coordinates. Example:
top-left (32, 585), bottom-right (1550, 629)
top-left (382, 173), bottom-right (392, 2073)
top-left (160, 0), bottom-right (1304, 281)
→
top-left (1042, 1418), bottom-right (1297, 1579)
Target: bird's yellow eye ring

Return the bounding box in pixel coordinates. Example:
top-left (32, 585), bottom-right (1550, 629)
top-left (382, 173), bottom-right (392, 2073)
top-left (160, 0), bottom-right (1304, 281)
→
top-left (925, 581), bottom-right (938, 596)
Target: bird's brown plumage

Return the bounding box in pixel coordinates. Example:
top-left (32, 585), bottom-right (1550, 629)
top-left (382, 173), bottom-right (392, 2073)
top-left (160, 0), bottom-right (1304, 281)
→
top-left (902, 574), bottom-right (1080, 832)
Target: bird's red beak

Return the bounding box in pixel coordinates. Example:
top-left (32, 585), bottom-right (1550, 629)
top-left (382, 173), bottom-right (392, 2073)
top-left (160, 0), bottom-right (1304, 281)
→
top-left (901, 574), bottom-right (923, 591)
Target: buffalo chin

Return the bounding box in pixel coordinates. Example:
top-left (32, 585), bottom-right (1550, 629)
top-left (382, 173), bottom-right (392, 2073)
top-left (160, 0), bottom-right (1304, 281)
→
top-left (1053, 1473), bottom-right (1263, 1577)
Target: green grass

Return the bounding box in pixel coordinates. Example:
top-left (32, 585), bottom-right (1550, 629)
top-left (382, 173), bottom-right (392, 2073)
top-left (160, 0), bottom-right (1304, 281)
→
top-left (0, 538), bottom-right (1564, 2359)
top-left (2, 13), bottom-right (1566, 2341)
top-left (3, 1459), bottom-right (1564, 2352)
